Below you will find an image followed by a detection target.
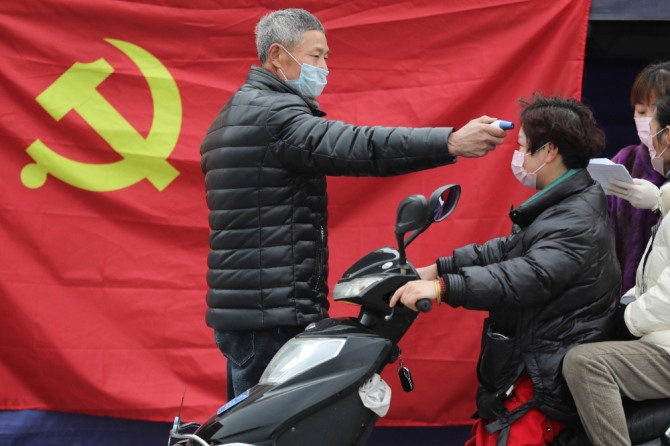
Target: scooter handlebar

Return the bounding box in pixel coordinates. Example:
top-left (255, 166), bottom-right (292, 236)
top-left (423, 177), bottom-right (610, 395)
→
top-left (416, 298), bottom-right (432, 312)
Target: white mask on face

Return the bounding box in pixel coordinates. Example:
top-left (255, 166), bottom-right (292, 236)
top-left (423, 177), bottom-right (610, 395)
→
top-left (635, 117), bottom-right (655, 157)
top-left (510, 143), bottom-right (549, 189)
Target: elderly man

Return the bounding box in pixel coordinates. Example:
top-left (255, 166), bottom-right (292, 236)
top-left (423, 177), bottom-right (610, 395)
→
top-left (200, 8), bottom-right (507, 400)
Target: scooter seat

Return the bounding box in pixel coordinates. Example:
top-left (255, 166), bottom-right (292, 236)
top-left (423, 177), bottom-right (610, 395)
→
top-left (624, 397), bottom-right (670, 445)
top-left (550, 397), bottom-right (670, 446)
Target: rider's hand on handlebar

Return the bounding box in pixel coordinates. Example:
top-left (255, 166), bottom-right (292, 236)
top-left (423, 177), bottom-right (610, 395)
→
top-left (447, 116), bottom-right (507, 158)
top-left (390, 280), bottom-right (437, 312)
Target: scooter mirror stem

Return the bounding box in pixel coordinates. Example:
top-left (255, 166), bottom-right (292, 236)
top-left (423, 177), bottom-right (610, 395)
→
top-left (396, 234), bottom-right (408, 273)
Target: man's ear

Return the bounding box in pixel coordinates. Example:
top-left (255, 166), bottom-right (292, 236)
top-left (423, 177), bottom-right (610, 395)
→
top-left (268, 43), bottom-right (283, 68)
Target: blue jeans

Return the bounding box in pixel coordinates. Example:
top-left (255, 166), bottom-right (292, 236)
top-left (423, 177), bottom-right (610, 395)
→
top-left (214, 326), bottom-right (304, 401)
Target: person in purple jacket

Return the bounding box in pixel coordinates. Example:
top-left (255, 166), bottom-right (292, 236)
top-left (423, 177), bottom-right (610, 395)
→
top-left (606, 61), bottom-right (670, 291)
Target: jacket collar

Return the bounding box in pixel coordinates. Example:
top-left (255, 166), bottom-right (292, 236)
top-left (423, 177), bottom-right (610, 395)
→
top-left (509, 169), bottom-right (592, 228)
top-left (245, 66), bottom-right (326, 117)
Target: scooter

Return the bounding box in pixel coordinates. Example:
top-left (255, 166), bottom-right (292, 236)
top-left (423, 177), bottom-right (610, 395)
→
top-left (169, 183), bottom-right (670, 446)
top-left (168, 184), bottom-right (462, 446)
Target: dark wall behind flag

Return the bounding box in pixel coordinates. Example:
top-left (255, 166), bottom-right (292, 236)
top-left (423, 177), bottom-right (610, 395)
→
top-left (0, 0), bottom-right (591, 425)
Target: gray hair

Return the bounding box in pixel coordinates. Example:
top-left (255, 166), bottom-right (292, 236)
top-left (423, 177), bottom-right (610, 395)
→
top-left (255, 8), bottom-right (325, 63)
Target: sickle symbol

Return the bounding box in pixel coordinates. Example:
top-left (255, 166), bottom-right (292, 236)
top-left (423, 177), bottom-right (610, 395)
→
top-left (21, 39), bottom-right (181, 192)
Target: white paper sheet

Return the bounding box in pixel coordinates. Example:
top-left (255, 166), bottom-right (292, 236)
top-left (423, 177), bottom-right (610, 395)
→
top-left (587, 158), bottom-right (634, 195)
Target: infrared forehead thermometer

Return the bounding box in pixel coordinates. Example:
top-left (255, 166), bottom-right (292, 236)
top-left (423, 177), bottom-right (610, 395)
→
top-left (490, 120), bottom-right (514, 130)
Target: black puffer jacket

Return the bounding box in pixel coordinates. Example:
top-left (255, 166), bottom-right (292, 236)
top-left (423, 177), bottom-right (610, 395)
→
top-left (201, 67), bottom-right (457, 331)
top-left (437, 169), bottom-right (620, 424)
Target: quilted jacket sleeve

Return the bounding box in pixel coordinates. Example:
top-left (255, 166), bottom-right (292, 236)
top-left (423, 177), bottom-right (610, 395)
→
top-left (265, 95), bottom-right (456, 176)
top-left (445, 196), bottom-right (613, 311)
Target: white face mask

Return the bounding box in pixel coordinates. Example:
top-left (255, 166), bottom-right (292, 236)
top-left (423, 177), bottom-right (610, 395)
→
top-left (651, 127), bottom-right (669, 176)
top-left (635, 117), bottom-right (655, 159)
top-left (510, 143), bottom-right (548, 189)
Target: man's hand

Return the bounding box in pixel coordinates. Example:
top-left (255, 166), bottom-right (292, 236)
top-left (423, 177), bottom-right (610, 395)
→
top-left (447, 116), bottom-right (507, 158)
top-left (608, 178), bottom-right (660, 210)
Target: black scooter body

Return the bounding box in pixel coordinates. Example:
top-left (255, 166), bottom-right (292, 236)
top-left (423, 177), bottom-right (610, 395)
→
top-left (194, 321), bottom-right (387, 445)
top-left (191, 248), bottom-right (419, 446)
top-left (180, 183), bottom-right (458, 446)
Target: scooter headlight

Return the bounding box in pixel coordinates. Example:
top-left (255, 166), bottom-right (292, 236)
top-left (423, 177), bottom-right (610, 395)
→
top-left (333, 275), bottom-right (386, 301)
top-left (259, 338), bottom-right (346, 385)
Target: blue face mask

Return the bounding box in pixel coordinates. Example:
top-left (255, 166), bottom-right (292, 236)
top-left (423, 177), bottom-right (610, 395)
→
top-left (279, 46), bottom-right (328, 99)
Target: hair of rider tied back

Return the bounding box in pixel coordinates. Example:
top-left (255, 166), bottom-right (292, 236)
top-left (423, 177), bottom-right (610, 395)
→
top-left (255, 8), bottom-right (325, 64)
top-left (518, 93), bottom-right (606, 170)
top-left (630, 61), bottom-right (670, 107)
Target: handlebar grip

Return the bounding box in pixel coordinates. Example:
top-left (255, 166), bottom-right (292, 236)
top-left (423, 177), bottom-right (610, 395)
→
top-left (416, 298), bottom-right (432, 312)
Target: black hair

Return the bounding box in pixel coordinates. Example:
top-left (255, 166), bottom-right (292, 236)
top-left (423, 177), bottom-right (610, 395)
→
top-left (519, 93), bottom-right (606, 169)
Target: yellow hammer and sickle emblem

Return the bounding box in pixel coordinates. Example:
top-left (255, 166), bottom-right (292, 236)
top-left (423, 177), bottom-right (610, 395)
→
top-left (21, 38), bottom-right (181, 192)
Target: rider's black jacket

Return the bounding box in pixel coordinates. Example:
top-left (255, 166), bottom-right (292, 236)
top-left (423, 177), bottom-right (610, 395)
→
top-left (437, 169), bottom-right (621, 424)
top-left (201, 67), bottom-right (456, 332)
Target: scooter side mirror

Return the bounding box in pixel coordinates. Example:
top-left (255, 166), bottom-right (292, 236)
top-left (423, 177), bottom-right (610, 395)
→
top-left (394, 194), bottom-right (427, 238)
top-left (394, 185), bottom-right (461, 271)
top-left (396, 184), bottom-right (462, 250)
top-left (394, 194), bottom-right (427, 270)
top-left (427, 184), bottom-right (461, 222)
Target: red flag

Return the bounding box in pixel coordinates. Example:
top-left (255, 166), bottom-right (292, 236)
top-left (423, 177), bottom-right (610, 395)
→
top-left (0, 0), bottom-right (591, 425)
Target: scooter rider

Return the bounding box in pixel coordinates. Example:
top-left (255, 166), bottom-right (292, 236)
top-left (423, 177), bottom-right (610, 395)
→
top-left (391, 95), bottom-right (621, 445)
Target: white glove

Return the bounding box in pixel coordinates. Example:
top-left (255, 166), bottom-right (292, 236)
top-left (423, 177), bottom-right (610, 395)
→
top-left (608, 178), bottom-right (660, 210)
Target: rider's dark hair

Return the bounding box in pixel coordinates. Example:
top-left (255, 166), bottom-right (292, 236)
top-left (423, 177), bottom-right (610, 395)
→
top-left (519, 93), bottom-right (606, 169)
